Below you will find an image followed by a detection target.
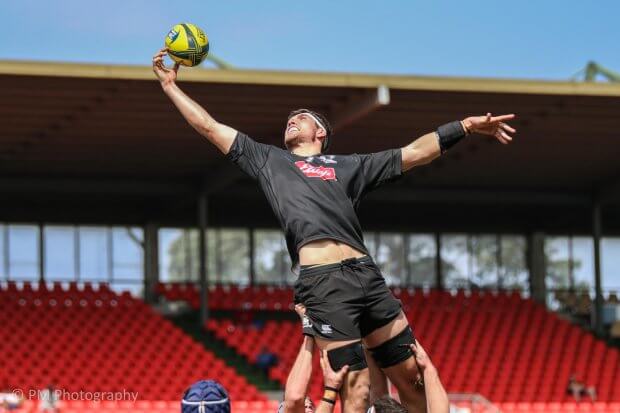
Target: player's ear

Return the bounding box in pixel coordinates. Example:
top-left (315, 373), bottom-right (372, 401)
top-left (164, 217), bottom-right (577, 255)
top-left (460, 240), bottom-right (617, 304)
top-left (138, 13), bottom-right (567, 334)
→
top-left (316, 127), bottom-right (327, 139)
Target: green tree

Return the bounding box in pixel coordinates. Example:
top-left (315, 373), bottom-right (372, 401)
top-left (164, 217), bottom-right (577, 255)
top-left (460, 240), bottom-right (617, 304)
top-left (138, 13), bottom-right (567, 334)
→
top-left (498, 236), bottom-right (529, 289)
top-left (408, 236), bottom-right (445, 286)
top-left (166, 229), bottom-right (250, 284)
top-left (545, 238), bottom-right (584, 291)
top-left (254, 230), bottom-right (292, 284)
top-left (447, 235), bottom-right (530, 290)
top-left (167, 230), bottom-right (197, 282)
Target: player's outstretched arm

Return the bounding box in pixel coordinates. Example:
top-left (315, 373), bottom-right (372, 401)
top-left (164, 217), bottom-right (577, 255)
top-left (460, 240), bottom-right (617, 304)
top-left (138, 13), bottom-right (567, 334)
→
top-left (152, 48), bottom-right (237, 154)
top-left (400, 113), bottom-right (516, 172)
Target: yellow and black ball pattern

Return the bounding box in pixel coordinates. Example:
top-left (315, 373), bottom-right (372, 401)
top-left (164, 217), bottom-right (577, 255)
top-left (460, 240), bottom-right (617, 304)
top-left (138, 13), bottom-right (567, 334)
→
top-left (165, 23), bottom-right (209, 67)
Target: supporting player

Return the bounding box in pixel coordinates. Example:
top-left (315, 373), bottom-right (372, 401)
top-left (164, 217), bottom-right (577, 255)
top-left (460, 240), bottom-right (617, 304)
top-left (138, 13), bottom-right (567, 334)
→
top-left (153, 48), bottom-right (516, 412)
top-left (281, 337), bottom-right (348, 413)
top-left (282, 308), bottom-right (448, 413)
top-left (281, 305), bottom-right (389, 413)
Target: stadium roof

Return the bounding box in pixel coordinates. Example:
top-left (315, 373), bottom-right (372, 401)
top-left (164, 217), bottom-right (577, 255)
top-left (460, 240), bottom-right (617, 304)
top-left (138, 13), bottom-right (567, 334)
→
top-left (1, 60), bottom-right (619, 233)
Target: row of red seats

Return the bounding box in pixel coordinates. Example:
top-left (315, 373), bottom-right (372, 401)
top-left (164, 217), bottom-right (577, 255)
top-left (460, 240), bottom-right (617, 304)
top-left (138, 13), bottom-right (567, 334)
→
top-left (498, 402), bottom-right (620, 412)
top-left (158, 282), bottom-right (525, 311)
top-left (206, 291), bottom-right (620, 403)
top-left (0, 400), bottom-right (283, 413)
top-left (2, 281), bottom-right (113, 293)
top-left (157, 283), bottom-right (294, 310)
top-left (1, 284), bottom-right (267, 402)
top-left (1, 282), bottom-right (126, 302)
top-left (8, 399), bottom-right (620, 413)
top-left (0, 284), bottom-right (135, 309)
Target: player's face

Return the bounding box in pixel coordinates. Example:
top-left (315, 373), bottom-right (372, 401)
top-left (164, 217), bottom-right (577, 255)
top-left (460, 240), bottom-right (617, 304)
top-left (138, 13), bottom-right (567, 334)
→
top-left (284, 113), bottom-right (322, 148)
top-left (304, 396), bottom-right (315, 413)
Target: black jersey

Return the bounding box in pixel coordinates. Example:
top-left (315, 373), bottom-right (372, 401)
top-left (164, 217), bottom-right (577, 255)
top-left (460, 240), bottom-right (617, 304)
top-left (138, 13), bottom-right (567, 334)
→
top-left (227, 132), bottom-right (402, 270)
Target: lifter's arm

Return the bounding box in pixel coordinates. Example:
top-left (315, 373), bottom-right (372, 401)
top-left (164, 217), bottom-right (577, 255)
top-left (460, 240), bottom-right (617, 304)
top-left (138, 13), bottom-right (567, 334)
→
top-left (400, 114), bottom-right (516, 172)
top-left (410, 341), bottom-right (449, 413)
top-left (316, 350), bottom-right (349, 413)
top-left (152, 48), bottom-right (237, 154)
top-left (284, 335), bottom-right (314, 413)
top-left (284, 304), bottom-right (316, 413)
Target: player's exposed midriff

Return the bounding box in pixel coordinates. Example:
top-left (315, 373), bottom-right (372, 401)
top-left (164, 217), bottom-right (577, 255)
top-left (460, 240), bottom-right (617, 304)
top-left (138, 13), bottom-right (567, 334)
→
top-left (298, 238), bottom-right (366, 267)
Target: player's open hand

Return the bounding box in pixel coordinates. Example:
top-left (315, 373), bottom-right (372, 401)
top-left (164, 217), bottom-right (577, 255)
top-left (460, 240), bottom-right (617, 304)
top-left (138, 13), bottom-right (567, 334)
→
top-left (463, 113), bottom-right (516, 144)
top-left (152, 48), bottom-right (180, 87)
top-left (320, 350), bottom-right (349, 390)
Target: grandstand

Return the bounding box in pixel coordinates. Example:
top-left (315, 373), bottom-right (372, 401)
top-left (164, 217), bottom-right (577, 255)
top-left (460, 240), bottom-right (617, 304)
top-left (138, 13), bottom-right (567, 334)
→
top-left (0, 281), bottom-right (277, 412)
top-left (193, 287), bottom-right (620, 404)
top-left (1, 60), bottom-right (620, 412)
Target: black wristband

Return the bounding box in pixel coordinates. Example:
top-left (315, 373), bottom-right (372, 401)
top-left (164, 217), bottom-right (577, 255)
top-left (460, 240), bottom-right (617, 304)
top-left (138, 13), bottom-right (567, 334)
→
top-left (437, 121), bottom-right (467, 154)
top-left (322, 397), bottom-right (336, 405)
top-left (324, 386), bottom-right (339, 393)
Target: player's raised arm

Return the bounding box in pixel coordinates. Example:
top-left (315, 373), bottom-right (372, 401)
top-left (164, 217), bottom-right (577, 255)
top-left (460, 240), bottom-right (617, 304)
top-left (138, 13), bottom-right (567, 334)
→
top-left (400, 113), bottom-right (517, 172)
top-left (152, 48), bottom-right (237, 154)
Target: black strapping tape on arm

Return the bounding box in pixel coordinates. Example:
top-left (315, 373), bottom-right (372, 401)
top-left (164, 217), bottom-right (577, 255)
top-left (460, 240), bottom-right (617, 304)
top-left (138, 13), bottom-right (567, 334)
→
top-left (437, 121), bottom-right (467, 154)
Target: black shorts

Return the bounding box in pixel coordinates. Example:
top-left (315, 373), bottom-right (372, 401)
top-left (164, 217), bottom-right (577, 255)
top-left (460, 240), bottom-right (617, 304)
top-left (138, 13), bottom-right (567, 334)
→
top-left (293, 256), bottom-right (402, 341)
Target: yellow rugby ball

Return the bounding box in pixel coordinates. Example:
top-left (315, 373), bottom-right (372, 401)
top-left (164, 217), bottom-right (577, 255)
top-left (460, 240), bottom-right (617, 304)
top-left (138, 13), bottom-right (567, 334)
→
top-left (165, 23), bottom-right (209, 67)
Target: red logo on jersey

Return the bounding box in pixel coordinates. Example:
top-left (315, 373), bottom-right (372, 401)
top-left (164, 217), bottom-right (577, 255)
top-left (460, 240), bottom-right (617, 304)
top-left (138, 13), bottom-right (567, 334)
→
top-left (295, 161), bottom-right (336, 181)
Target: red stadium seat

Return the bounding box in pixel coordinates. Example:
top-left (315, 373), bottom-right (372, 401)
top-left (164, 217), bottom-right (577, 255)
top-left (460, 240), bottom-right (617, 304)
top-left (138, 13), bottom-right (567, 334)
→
top-left (0, 282), bottom-right (267, 403)
top-left (200, 286), bottom-right (620, 405)
top-left (9, 282), bottom-right (618, 409)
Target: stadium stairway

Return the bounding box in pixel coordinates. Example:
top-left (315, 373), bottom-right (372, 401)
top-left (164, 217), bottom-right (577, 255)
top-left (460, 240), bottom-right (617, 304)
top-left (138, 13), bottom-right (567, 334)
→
top-left (165, 310), bottom-right (282, 395)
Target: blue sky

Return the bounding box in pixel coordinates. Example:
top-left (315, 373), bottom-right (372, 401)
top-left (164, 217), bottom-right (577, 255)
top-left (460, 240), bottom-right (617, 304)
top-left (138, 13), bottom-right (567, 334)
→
top-left (1, 0), bottom-right (619, 79)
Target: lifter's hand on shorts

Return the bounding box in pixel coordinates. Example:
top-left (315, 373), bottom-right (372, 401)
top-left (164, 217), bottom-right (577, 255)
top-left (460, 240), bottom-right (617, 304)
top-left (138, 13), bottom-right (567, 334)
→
top-left (294, 303), bottom-right (307, 320)
top-left (152, 48), bottom-right (180, 88)
top-left (462, 113), bottom-right (516, 144)
top-left (320, 350), bottom-right (349, 390)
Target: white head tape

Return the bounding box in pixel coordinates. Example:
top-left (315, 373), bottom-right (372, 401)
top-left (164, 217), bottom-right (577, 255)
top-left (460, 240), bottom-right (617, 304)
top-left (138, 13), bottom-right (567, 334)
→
top-left (182, 398), bottom-right (229, 413)
top-left (301, 111), bottom-right (327, 134)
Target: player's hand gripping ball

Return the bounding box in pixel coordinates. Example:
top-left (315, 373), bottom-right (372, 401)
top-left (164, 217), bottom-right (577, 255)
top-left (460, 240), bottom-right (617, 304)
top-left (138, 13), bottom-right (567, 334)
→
top-left (165, 23), bottom-right (209, 67)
